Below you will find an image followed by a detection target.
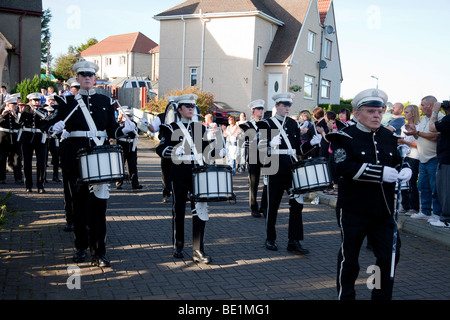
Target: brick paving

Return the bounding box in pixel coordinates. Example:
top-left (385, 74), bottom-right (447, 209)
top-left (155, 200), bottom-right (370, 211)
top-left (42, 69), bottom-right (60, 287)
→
top-left (1, 136), bottom-right (450, 302)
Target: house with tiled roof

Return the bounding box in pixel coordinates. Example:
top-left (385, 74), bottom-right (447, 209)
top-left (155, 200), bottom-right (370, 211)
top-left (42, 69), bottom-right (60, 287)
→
top-left (79, 32), bottom-right (159, 81)
top-left (154, 0), bottom-right (342, 113)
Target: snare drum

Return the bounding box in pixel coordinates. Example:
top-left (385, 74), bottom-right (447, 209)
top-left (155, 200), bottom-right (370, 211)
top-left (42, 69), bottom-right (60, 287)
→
top-left (191, 165), bottom-right (236, 202)
top-left (291, 157), bottom-right (332, 194)
top-left (77, 145), bottom-right (125, 184)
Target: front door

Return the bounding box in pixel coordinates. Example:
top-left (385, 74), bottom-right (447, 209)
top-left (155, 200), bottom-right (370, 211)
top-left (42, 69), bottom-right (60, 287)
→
top-left (267, 73), bottom-right (283, 112)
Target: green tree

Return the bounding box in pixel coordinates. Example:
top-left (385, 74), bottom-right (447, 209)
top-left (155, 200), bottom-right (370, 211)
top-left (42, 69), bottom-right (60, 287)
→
top-left (10, 75), bottom-right (57, 103)
top-left (41, 8), bottom-right (52, 65)
top-left (53, 54), bottom-right (78, 81)
top-left (68, 38), bottom-right (98, 55)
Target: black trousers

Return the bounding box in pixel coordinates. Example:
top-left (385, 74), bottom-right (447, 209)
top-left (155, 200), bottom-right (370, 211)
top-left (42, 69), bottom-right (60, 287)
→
top-left (62, 172), bottom-right (74, 225)
top-left (161, 158), bottom-right (172, 197)
top-left (266, 173), bottom-right (304, 242)
top-left (0, 140), bottom-right (22, 181)
top-left (117, 148), bottom-right (139, 187)
top-left (171, 179), bottom-right (206, 252)
top-left (65, 169), bottom-right (108, 256)
top-left (248, 163), bottom-right (262, 213)
top-left (337, 209), bottom-right (401, 300)
top-left (22, 141), bottom-right (47, 189)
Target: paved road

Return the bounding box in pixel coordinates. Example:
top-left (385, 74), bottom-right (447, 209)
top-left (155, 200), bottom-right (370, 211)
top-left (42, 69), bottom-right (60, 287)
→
top-left (1, 136), bottom-right (449, 306)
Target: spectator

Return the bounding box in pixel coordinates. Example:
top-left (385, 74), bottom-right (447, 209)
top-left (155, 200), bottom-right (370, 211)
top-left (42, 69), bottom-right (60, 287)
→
top-left (404, 96), bottom-right (444, 223)
top-left (221, 115), bottom-right (240, 175)
top-left (62, 83), bottom-right (71, 96)
top-left (40, 87), bottom-right (47, 104)
top-left (203, 114), bottom-right (217, 141)
top-left (386, 103), bottom-right (405, 135)
top-left (398, 104), bottom-right (421, 216)
top-left (1, 85), bottom-right (9, 105)
top-left (381, 102), bottom-right (394, 126)
top-left (299, 110), bottom-right (315, 145)
top-left (429, 101), bottom-right (450, 228)
top-left (237, 112), bottom-right (247, 172)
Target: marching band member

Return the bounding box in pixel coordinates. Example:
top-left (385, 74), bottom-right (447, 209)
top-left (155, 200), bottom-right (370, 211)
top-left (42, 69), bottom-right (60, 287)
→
top-left (44, 94), bottom-right (61, 182)
top-left (46, 61), bottom-right (137, 267)
top-left (257, 93), bottom-right (322, 254)
top-left (116, 108), bottom-right (143, 190)
top-left (0, 96), bottom-right (22, 184)
top-left (239, 99), bottom-right (266, 218)
top-left (328, 89), bottom-right (412, 300)
top-left (18, 92), bottom-right (48, 193)
top-left (156, 94), bottom-right (224, 264)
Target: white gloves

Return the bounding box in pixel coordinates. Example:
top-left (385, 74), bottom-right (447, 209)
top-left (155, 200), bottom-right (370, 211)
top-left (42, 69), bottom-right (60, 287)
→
top-left (122, 120), bottom-right (136, 135)
top-left (52, 120), bottom-right (65, 135)
top-left (219, 148), bottom-right (226, 158)
top-left (398, 168), bottom-right (412, 182)
top-left (271, 134), bottom-right (282, 147)
top-left (61, 129), bottom-right (70, 140)
top-left (175, 146), bottom-right (185, 156)
top-left (310, 134), bottom-right (322, 146)
top-left (140, 118), bottom-right (149, 127)
top-left (382, 166), bottom-right (399, 183)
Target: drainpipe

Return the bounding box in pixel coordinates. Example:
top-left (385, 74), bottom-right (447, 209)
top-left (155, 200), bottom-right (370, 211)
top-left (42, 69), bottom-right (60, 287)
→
top-left (200, 9), bottom-right (205, 89)
top-left (181, 16), bottom-right (186, 88)
top-left (18, 11), bottom-right (27, 83)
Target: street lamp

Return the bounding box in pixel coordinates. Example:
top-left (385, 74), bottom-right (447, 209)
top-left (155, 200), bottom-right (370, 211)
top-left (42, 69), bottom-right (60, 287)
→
top-left (371, 75), bottom-right (379, 89)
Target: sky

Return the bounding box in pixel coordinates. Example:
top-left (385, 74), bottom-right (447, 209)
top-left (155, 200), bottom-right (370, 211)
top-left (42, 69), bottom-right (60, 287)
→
top-left (42, 0), bottom-right (450, 105)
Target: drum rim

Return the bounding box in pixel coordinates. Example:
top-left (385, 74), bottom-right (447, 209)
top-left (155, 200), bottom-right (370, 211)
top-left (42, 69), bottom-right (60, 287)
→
top-left (77, 144), bottom-right (123, 156)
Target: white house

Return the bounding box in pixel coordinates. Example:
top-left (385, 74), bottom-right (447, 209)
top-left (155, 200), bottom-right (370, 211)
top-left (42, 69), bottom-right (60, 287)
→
top-left (154, 0), bottom-right (342, 114)
top-left (79, 32), bottom-right (159, 81)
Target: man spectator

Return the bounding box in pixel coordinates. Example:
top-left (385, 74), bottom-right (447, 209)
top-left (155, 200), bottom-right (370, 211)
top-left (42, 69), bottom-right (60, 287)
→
top-left (429, 101), bottom-right (450, 228)
top-left (404, 96), bottom-right (443, 223)
top-left (386, 102), bottom-right (405, 135)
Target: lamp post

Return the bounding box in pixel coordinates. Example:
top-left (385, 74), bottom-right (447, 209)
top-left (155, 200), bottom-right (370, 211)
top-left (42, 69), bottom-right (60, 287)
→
top-left (371, 75), bottom-right (379, 89)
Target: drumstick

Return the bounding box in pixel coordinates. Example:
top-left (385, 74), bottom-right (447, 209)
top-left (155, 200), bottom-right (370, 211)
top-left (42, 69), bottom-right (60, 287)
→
top-left (115, 100), bottom-right (138, 134)
top-left (51, 104), bottom-right (80, 137)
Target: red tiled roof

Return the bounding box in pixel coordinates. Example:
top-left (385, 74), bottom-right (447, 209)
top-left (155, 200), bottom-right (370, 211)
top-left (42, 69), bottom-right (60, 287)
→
top-left (318, 0), bottom-right (332, 24)
top-left (80, 32), bottom-right (158, 56)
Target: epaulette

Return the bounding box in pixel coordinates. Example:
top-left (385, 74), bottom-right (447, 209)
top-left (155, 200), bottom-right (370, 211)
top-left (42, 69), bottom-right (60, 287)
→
top-left (325, 130), bottom-right (353, 143)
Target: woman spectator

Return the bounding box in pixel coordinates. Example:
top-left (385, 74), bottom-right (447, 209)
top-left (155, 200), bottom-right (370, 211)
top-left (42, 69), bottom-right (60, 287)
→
top-left (398, 104), bottom-right (421, 215)
top-left (237, 112), bottom-right (247, 172)
top-left (221, 116), bottom-right (240, 175)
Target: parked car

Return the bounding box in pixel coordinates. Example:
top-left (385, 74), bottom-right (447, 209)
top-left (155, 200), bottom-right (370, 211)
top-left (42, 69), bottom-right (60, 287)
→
top-left (211, 102), bottom-right (241, 125)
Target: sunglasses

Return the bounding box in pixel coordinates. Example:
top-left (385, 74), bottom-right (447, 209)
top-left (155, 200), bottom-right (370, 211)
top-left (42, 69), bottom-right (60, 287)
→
top-left (253, 107), bottom-right (264, 110)
top-left (181, 104), bottom-right (196, 109)
top-left (78, 71), bottom-right (95, 77)
top-left (31, 99), bottom-right (41, 101)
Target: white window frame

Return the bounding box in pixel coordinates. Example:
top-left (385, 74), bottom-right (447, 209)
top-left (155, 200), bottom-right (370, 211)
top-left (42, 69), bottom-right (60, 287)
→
top-left (324, 39), bottom-right (332, 60)
top-left (190, 67), bottom-right (198, 87)
top-left (321, 79), bottom-right (331, 99)
top-left (304, 75), bottom-right (315, 99)
top-left (308, 31), bottom-right (316, 53)
top-left (256, 46), bottom-right (262, 70)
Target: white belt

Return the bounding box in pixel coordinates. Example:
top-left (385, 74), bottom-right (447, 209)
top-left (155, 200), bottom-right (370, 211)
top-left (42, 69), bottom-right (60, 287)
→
top-left (271, 149), bottom-right (295, 155)
top-left (118, 137), bottom-right (135, 143)
top-left (177, 154), bottom-right (204, 162)
top-left (22, 127), bottom-right (42, 133)
top-left (68, 130), bottom-right (107, 138)
top-left (0, 128), bottom-right (19, 133)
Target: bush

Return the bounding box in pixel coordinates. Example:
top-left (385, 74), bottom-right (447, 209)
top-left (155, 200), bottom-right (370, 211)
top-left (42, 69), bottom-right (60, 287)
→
top-left (143, 86), bottom-right (215, 117)
top-left (10, 75), bottom-right (57, 103)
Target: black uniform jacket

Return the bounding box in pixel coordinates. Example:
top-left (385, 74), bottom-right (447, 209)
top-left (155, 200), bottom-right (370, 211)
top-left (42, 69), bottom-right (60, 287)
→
top-left (156, 121), bottom-right (213, 181)
top-left (17, 106), bottom-right (48, 144)
top-left (328, 123), bottom-right (404, 217)
top-left (257, 116), bottom-right (316, 176)
top-left (48, 91), bottom-right (128, 171)
top-left (0, 108), bottom-right (21, 145)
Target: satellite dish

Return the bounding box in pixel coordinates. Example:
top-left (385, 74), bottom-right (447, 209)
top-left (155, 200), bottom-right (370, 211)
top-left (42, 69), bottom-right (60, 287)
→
top-left (319, 60), bottom-right (327, 69)
top-left (326, 25), bottom-right (335, 34)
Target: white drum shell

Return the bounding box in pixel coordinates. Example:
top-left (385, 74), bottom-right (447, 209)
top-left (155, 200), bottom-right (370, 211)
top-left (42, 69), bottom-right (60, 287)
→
top-left (78, 146), bottom-right (124, 184)
top-left (192, 166), bottom-right (235, 202)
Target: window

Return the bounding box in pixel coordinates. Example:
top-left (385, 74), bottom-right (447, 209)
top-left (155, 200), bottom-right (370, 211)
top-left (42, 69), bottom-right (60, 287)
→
top-left (119, 56), bottom-right (126, 65)
top-left (304, 75), bottom-right (315, 99)
top-left (105, 57), bottom-right (112, 66)
top-left (256, 46), bottom-right (262, 69)
top-left (190, 68), bottom-right (198, 87)
top-left (308, 31), bottom-right (316, 53)
top-left (321, 79), bottom-right (331, 99)
top-left (324, 39), bottom-right (332, 60)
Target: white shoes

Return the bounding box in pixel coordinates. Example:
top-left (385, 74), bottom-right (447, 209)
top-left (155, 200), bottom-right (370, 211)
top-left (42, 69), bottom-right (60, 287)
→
top-left (410, 212), bottom-right (430, 220)
top-left (429, 220), bottom-right (450, 228)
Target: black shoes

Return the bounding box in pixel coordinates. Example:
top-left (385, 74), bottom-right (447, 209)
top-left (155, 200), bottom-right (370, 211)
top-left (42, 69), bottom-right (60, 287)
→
top-left (52, 177), bottom-right (61, 182)
top-left (132, 185), bottom-right (143, 190)
top-left (92, 255), bottom-right (111, 267)
top-left (265, 240), bottom-right (278, 251)
top-left (26, 188), bottom-right (32, 193)
top-left (38, 188), bottom-right (46, 194)
top-left (173, 249), bottom-right (184, 259)
top-left (192, 250), bottom-right (211, 264)
top-left (251, 211), bottom-right (262, 218)
top-left (72, 249), bottom-right (87, 262)
top-left (287, 240), bottom-right (310, 255)
top-left (162, 196), bottom-right (170, 203)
